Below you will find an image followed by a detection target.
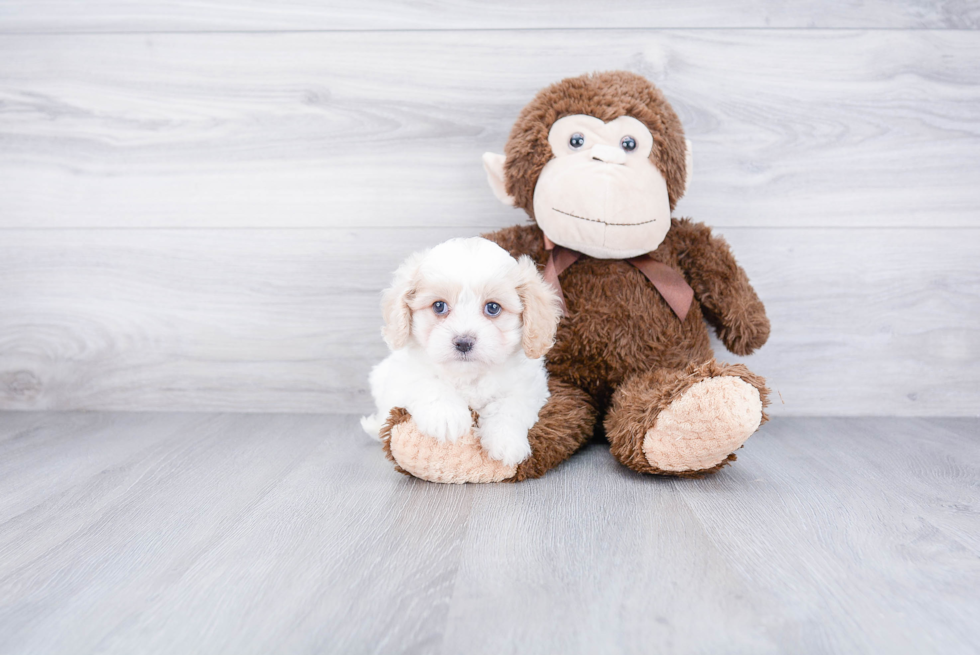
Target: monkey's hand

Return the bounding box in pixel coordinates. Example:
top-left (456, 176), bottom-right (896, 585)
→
top-left (713, 307), bottom-right (771, 357)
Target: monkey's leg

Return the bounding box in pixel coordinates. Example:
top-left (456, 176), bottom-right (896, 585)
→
top-left (380, 378), bottom-right (596, 483)
top-left (510, 378), bottom-right (597, 481)
top-left (604, 360), bottom-right (770, 476)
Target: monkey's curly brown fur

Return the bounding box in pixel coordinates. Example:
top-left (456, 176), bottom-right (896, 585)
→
top-left (510, 377), bottom-right (598, 481)
top-left (483, 219), bottom-right (770, 478)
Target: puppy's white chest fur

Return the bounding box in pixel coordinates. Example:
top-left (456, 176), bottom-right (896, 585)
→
top-left (434, 361), bottom-right (509, 413)
top-left (363, 347), bottom-right (551, 467)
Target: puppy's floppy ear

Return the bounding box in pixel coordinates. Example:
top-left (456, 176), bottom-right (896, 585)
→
top-left (515, 255), bottom-right (563, 359)
top-left (381, 250), bottom-right (425, 350)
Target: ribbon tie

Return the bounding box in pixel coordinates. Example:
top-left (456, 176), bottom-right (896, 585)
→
top-left (542, 235), bottom-right (694, 322)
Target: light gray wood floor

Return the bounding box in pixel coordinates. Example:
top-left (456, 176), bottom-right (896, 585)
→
top-left (0, 413), bottom-right (977, 654)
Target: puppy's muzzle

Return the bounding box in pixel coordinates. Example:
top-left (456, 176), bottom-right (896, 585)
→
top-left (453, 335), bottom-right (476, 354)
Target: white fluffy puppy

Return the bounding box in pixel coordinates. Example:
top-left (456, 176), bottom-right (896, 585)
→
top-left (361, 237), bottom-right (562, 466)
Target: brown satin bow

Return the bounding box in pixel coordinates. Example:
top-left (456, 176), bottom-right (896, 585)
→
top-left (541, 235), bottom-right (694, 322)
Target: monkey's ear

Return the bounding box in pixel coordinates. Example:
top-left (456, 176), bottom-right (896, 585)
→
top-left (482, 152), bottom-right (516, 207)
top-left (683, 139), bottom-right (693, 196)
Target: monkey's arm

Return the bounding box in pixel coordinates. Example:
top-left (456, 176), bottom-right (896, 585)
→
top-left (672, 219), bottom-right (770, 356)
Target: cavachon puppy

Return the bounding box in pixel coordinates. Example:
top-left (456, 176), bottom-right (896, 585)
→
top-left (361, 237), bottom-right (562, 466)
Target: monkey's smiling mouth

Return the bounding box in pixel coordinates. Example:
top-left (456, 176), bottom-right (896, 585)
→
top-left (552, 207), bottom-right (657, 227)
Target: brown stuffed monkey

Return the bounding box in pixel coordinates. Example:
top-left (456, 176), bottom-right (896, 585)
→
top-left (381, 71), bottom-right (770, 483)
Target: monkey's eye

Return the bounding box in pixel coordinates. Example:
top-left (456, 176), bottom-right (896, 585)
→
top-left (620, 136), bottom-right (637, 152)
top-left (569, 133), bottom-right (585, 149)
top-left (432, 301), bottom-right (448, 315)
top-left (484, 302), bottom-right (501, 317)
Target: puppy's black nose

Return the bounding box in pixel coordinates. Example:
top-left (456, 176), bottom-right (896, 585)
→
top-left (453, 335), bottom-right (475, 353)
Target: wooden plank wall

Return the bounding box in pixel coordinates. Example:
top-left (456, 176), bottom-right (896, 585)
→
top-left (0, 3), bottom-right (978, 415)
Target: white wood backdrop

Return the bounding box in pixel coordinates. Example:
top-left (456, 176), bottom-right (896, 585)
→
top-left (0, 3), bottom-right (978, 415)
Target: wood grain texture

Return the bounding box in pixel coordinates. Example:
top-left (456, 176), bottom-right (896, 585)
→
top-left (1, 30), bottom-right (979, 229)
top-left (1, 0), bottom-right (978, 32)
top-left (0, 413), bottom-right (978, 654)
top-left (0, 227), bottom-right (976, 415)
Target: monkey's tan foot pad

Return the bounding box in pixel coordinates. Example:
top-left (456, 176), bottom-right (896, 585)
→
top-left (379, 408), bottom-right (516, 484)
top-left (643, 376), bottom-right (763, 473)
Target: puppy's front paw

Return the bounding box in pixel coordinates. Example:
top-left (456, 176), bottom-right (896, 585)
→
top-left (477, 418), bottom-right (532, 467)
top-left (412, 402), bottom-right (473, 443)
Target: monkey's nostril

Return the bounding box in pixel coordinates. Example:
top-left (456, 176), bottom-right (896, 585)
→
top-left (453, 336), bottom-right (475, 353)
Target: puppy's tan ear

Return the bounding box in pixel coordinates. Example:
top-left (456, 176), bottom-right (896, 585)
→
top-left (381, 250), bottom-right (425, 350)
top-left (515, 255), bottom-right (562, 359)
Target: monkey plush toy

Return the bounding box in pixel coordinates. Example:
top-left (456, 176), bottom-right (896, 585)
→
top-left (380, 71), bottom-right (770, 483)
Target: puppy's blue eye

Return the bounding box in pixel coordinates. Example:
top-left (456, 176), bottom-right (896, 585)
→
top-left (432, 301), bottom-right (448, 315)
top-left (484, 302), bottom-right (501, 317)
top-left (569, 133), bottom-right (585, 149)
